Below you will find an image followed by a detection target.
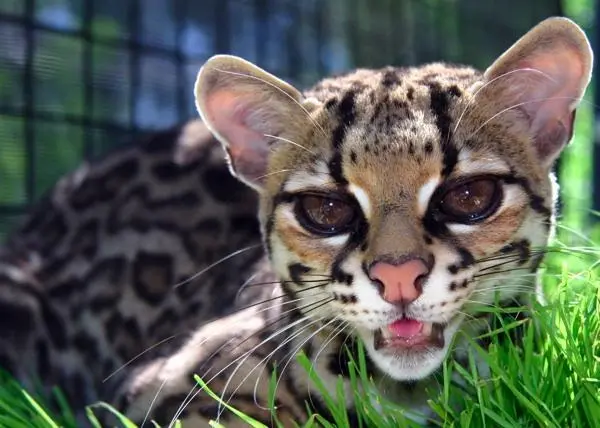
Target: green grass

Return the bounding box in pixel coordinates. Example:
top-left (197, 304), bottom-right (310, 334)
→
top-left (0, 4), bottom-right (597, 423)
top-left (0, 238), bottom-right (599, 428)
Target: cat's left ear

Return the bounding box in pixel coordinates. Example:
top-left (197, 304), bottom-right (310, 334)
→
top-left (482, 17), bottom-right (593, 166)
top-left (194, 55), bottom-right (315, 191)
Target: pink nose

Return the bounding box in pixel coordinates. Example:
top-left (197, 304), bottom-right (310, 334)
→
top-left (369, 259), bottom-right (429, 304)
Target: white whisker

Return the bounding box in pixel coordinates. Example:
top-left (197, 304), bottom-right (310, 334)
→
top-left (213, 68), bottom-right (329, 139)
top-left (264, 134), bottom-right (317, 155)
top-left (453, 68), bottom-right (555, 137)
top-left (173, 244), bottom-right (261, 289)
top-left (102, 334), bottom-right (178, 383)
top-left (466, 96), bottom-right (583, 142)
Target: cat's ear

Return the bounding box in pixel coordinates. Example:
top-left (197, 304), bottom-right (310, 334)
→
top-left (194, 55), bottom-right (312, 191)
top-left (482, 17), bottom-right (593, 166)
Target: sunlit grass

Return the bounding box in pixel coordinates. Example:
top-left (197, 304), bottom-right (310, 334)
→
top-left (0, 239), bottom-right (599, 427)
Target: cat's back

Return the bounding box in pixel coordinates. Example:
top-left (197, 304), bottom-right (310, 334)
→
top-left (0, 120), bottom-right (266, 388)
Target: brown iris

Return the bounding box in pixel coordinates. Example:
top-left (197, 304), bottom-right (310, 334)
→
top-left (439, 178), bottom-right (501, 222)
top-left (295, 194), bottom-right (357, 235)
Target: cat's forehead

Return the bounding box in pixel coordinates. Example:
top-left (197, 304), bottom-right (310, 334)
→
top-left (307, 64), bottom-right (483, 156)
top-left (298, 64), bottom-right (494, 199)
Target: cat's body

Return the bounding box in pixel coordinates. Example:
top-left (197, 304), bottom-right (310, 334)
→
top-left (0, 17), bottom-right (593, 427)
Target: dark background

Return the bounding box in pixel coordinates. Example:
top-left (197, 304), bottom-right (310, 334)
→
top-left (0, 0), bottom-right (595, 240)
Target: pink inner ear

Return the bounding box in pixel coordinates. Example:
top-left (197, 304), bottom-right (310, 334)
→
top-left (492, 45), bottom-right (586, 163)
top-left (512, 48), bottom-right (584, 135)
top-left (205, 90), bottom-right (270, 184)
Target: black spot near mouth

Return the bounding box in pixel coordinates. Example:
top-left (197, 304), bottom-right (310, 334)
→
top-left (288, 263), bottom-right (312, 285)
top-left (499, 239), bottom-right (531, 265)
top-left (447, 247), bottom-right (475, 274)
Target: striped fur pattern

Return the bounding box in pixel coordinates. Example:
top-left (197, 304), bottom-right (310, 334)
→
top-left (0, 17), bottom-right (593, 427)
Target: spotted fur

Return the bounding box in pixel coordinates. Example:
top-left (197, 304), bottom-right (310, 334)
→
top-left (0, 17), bottom-right (593, 427)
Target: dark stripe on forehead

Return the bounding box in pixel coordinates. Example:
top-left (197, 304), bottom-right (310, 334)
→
top-left (328, 90), bottom-right (356, 185)
top-left (427, 82), bottom-right (458, 177)
top-left (331, 90), bottom-right (357, 148)
top-left (328, 152), bottom-right (348, 185)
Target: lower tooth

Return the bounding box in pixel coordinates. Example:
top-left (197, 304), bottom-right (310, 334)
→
top-left (431, 324), bottom-right (445, 347)
top-left (422, 322), bottom-right (433, 335)
top-left (374, 330), bottom-right (384, 350)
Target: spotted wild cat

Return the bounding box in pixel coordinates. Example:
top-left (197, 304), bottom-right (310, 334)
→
top-left (0, 16), bottom-right (592, 427)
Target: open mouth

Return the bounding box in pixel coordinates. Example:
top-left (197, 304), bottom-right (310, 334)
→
top-left (374, 318), bottom-right (445, 351)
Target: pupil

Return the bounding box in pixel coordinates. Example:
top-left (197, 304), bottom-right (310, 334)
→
top-left (322, 200), bottom-right (337, 223)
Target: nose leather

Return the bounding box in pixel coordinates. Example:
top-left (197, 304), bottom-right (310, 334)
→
top-left (369, 259), bottom-right (429, 304)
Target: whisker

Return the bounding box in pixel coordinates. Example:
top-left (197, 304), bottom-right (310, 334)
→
top-left (164, 297), bottom-right (328, 427)
top-left (264, 134), bottom-right (317, 155)
top-left (143, 376), bottom-right (171, 427)
top-left (220, 317), bottom-right (327, 416)
top-left (473, 267), bottom-right (535, 279)
top-left (194, 293), bottom-right (330, 379)
top-left (477, 256), bottom-right (538, 273)
top-left (271, 316), bottom-right (342, 409)
top-left (239, 278), bottom-right (331, 290)
top-left (234, 272), bottom-right (260, 302)
top-left (474, 248), bottom-right (552, 265)
top-left (175, 312), bottom-right (323, 426)
top-left (231, 282), bottom-right (329, 316)
top-left (466, 96), bottom-right (584, 141)
top-left (472, 285), bottom-right (537, 293)
top-left (213, 68), bottom-right (329, 139)
top-left (308, 320), bottom-right (349, 381)
top-left (173, 244), bottom-right (262, 289)
top-left (452, 68), bottom-right (555, 137)
top-left (254, 169), bottom-right (293, 180)
top-left (198, 298), bottom-right (333, 391)
top-left (102, 334), bottom-right (179, 383)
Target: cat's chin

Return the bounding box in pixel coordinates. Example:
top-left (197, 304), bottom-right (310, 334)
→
top-left (358, 320), bottom-right (461, 381)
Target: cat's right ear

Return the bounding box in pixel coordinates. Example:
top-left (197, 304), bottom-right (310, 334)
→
top-left (194, 55), bottom-right (312, 191)
top-left (481, 17), bottom-right (593, 167)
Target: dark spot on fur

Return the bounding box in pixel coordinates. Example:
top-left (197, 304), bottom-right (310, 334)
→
top-left (151, 160), bottom-right (196, 182)
top-left (500, 173), bottom-right (552, 217)
top-left (381, 69), bottom-right (401, 87)
top-left (71, 219), bottom-right (99, 259)
top-left (132, 252), bottom-right (174, 305)
top-left (448, 85), bottom-right (462, 97)
top-left (41, 303), bottom-right (68, 350)
top-left (202, 165), bottom-right (251, 203)
top-left (425, 141), bottom-right (434, 153)
top-left (288, 263), bottom-right (312, 285)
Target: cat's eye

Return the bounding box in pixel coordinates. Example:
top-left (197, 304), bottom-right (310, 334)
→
top-left (438, 178), bottom-right (502, 223)
top-left (295, 194), bottom-right (357, 235)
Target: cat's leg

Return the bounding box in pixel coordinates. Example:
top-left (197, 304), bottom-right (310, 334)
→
top-left (112, 304), bottom-right (306, 428)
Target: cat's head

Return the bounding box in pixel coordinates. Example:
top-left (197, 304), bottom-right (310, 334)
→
top-left (194, 17), bottom-right (592, 381)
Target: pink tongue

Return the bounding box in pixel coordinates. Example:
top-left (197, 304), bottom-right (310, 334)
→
top-left (389, 319), bottom-right (423, 338)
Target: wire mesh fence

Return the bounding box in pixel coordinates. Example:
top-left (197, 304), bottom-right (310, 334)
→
top-left (0, 0), bottom-right (565, 238)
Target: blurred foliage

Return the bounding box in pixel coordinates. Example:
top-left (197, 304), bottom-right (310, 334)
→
top-left (0, 0), bottom-right (595, 240)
